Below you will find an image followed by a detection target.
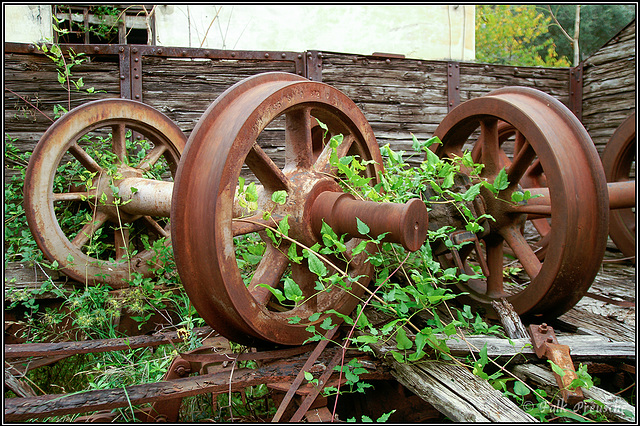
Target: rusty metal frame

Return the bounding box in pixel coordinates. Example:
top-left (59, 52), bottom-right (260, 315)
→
top-left (447, 61), bottom-right (461, 111)
top-left (569, 64), bottom-right (583, 121)
top-left (4, 42), bottom-right (311, 102)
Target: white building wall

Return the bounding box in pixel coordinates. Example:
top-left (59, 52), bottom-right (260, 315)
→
top-left (4, 5), bottom-right (53, 43)
top-left (5, 4), bottom-right (475, 61)
top-left (154, 5), bottom-right (475, 61)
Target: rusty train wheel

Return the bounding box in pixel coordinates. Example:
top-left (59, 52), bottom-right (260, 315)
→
top-left (24, 99), bottom-right (186, 288)
top-left (172, 72), bottom-right (384, 346)
top-left (602, 113), bottom-right (636, 260)
top-left (433, 87), bottom-right (609, 318)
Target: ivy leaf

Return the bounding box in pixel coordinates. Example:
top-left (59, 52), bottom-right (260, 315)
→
top-left (277, 215), bottom-right (290, 237)
top-left (257, 284), bottom-right (285, 303)
top-left (395, 327), bottom-right (413, 350)
top-left (306, 250), bottom-right (328, 277)
top-left (283, 277), bottom-right (303, 303)
top-left (548, 360), bottom-right (566, 377)
top-left (272, 190), bottom-right (288, 205)
top-left (493, 167), bottom-right (509, 192)
top-left (356, 217), bottom-right (370, 235)
top-left (514, 380), bottom-right (531, 396)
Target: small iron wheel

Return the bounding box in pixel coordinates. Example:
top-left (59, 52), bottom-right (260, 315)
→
top-left (25, 99), bottom-right (186, 288)
top-left (433, 87), bottom-right (609, 318)
top-left (171, 72), bottom-right (385, 346)
top-left (601, 112), bottom-right (636, 261)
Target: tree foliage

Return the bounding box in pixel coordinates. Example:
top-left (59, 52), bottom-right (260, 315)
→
top-left (475, 5), bottom-right (571, 67)
top-left (476, 4), bottom-right (636, 67)
top-left (545, 4), bottom-right (635, 63)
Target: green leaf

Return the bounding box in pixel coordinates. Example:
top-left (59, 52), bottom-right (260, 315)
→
top-left (304, 371), bottom-right (314, 381)
top-left (257, 284), bottom-right (285, 303)
top-left (548, 360), bottom-right (566, 377)
top-left (513, 380), bottom-right (530, 396)
top-left (356, 217), bottom-right (370, 235)
top-left (283, 277), bottom-right (303, 303)
top-left (395, 327), bottom-right (413, 350)
top-left (277, 215), bottom-right (290, 237)
top-left (272, 190), bottom-right (288, 205)
top-left (493, 167), bottom-right (509, 191)
top-left (376, 411), bottom-right (395, 422)
top-left (306, 250), bottom-right (328, 277)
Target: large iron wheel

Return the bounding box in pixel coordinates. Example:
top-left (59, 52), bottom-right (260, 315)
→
top-left (602, 112), bottom-right (636, 260)
top-left (433, 87), bottom-right (609, 318)
top-left (171, 72), bottom-right (385, 346)
top-left (25, 99), bottom-right (186, 288)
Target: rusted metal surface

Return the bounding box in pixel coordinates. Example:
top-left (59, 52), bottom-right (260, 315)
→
top-left (23, 98), bottom-right (186, 288)
top-left (310, 191), bottom-right (428, 252)
top-left (569, 65), bottom-right (583, 121)
top-left (602, 112), bottom-right (636, 260)
top-left (433, 86), bottom-right (609, 319)
top-left (529, 324), bottom-right (584, 405)
top-left (447, 61), bottom-right (461, 111)
top-left (171, 72), bottom-right (427, 347)
top-left (272, 327), bottom-right (339, 422)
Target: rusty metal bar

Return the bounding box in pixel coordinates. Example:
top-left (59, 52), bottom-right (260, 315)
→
top-left (289, 349), bottom-right (343, 422)
top-left (607, 180), bottom-right (636, 209)
top-left (130, 46), bottom-right (143, 101)
top-left (569, 64), bottom-right (583, 121)
top-left (310, 191), bottom-right (428, 252)
top-left (529, 324), bottom-right (584, 405)
top-left (118, 45), bottom-right (132, 99)
top-left (271, 326), bottom-right (339, 422)
top-left (305, 50), bottom-right (323, 82)
top-left (447, 61), bottom-right (461, 111)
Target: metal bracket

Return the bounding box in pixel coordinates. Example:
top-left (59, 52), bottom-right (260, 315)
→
top-left (529, 323), bottom-right (584, 405)
top-left (447, 61), bottom-right (461, 111)
top-left (305, 50), bottom-right (323, 82)
top-left (569, 64), bottom-right (583, 121)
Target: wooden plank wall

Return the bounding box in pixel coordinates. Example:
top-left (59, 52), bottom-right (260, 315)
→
top-left (322, 54), bottom-right (572, 167)
top-left (4, 21), bottom-right (635, 178)
top-left (582, 19), bottom-right (636, 156)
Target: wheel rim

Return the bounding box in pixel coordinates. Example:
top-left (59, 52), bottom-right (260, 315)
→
top-left (433, 87), bottom-right (609, 318)
top-left (172, 72), bottom-right (384, 346)
top-left (24, 99), bottom-right (186, 288)
top-left (602, 112), bottom-right (636, 260)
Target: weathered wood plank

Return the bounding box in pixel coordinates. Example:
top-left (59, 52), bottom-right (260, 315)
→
top-left (368, 348), bottom-right (538, 422)
top-left (512, 363), bottom-right (635, 423)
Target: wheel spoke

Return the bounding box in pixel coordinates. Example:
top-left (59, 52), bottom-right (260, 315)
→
top-left (111, 123), bottom-right (127, 163)
top-left (69, 143), bottom-right (102, 173)
top-left (141, 216), bottom-right (170, 237)
top-left (485, 238), bottom-right (505, 298)
top-left (507, 139), bottom-right (536, 188)
top-left (114, 226), bottom-right (130, 261)
top-left (313, 133), bottom-right (356, 173)
top-left (53, 191), bottom-right (95, 202)
top-left (138, 145), bottom-right (167, 171)
top-left (501, 225), bottom-right (542, 279)
top-left (480, 118), bottom-right (500, 176)
top-left (284, 107), bottom-right (313, 170)
top-left (249, 243), bottom-right (290, 306)
top-left (71, 211), bottom-right (109, 248)
top-left (245, 143), bottom-right (289, 192)
top-left (232, 215), bottom-right (272, 236)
